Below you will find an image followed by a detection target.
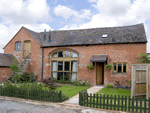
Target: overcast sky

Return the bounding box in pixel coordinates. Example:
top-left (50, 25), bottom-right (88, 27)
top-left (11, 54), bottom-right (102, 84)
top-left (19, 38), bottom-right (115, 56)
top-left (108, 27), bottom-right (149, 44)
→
top-left (0, 0), bottom-right (150, 53)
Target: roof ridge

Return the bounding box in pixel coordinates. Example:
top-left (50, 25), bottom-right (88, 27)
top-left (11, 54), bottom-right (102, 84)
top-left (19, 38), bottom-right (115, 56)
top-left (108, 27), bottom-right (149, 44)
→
top-left (51, 23), bottom-right (144, 32)
top-left (23, 23), bottom-right (144, 33)
top-left (22, 26), bottom-right (38, 33)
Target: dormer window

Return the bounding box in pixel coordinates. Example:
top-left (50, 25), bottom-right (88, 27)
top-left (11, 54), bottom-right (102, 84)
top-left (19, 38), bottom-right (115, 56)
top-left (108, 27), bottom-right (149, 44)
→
top-left (102, 34), bottom-right (108, 38)
top-left (15, 41), bottom-right (21, 51)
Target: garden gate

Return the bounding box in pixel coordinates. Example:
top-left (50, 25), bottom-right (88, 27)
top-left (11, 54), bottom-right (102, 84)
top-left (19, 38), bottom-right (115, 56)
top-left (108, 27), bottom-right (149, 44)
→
top-left (131, 64), bottom-right (150, 99)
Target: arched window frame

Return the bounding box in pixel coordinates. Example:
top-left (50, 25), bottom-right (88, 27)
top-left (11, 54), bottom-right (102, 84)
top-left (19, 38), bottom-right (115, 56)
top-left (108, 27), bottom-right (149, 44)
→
top-left (50, 49), bottom-right (79, 82)
top-left (15, 41), bottom-right (21, 51)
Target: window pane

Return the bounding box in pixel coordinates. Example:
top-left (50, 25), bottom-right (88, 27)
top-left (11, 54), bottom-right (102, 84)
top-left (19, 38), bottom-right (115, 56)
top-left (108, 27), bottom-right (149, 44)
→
top-left (65, 51), bottom-right (70, 57)
top-left (16, 42), bottom-right (21, 51)
top-left (71, 61), bottom-right (77, 72)
top-left (65, 61), bottom-right (70, 71)
top-left (58, 51), bottom-right (63, 57)
top-left (71, 52), bottom-right (78, 57)
top-left (64, 72), bottom-right (70, 81)
top-left (52, 72), bottom-right (57, 79)
top-left (71, 73), bottom-right (77, 82)
top-left (113, 64), bottom-right (116, 72)
top-left (58, 61), bottom-right (63, 71)
top-left (118, 64), bottom-right (122, 73)
top-left (52, 61), bottom-right (57, 71)
top-left (18, 42), bottom-right (21, 50)
top-left (123, 64), bottom-right (126, 73)
top-left (58, 72), bottom-right (63, 80)
top-left (52, 52), bottom-right (57, 58)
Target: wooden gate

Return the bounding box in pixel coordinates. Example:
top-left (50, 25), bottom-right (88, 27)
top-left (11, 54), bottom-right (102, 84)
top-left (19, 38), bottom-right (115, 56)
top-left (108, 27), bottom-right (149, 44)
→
top-left (131, 64), bottom-right (150, 99)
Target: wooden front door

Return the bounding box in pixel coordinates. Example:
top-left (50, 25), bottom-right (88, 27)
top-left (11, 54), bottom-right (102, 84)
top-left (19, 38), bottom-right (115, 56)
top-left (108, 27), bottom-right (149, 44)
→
top-left (96, 63), bottom-right (104, 85)
top-left (24, 41), bottom-right (31, 59)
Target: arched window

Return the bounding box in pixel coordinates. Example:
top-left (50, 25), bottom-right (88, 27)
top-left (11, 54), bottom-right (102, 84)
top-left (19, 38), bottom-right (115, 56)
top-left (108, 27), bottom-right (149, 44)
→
top-left (51, 50), bottom-right (78, 82)
top-left (15, 41), bottom-right (21, 51)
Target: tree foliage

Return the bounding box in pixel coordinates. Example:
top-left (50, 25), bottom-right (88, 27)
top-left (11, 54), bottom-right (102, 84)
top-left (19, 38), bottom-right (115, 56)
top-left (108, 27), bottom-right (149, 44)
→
top-left (10, 59), bottom-right (19, 85)
top-left (135, 53), bottom-right (150, 63)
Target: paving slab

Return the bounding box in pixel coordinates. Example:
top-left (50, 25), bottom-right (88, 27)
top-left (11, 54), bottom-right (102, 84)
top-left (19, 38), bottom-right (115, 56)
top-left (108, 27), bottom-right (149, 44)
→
top-left (63, 85), bottom-right (104, 105)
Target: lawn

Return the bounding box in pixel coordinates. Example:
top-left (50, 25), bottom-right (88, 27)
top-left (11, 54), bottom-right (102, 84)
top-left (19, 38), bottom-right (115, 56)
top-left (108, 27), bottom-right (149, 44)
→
top-left (55, 85), bottom-right (90, 98)
top-left (96, 88), bottom-right (131, 97)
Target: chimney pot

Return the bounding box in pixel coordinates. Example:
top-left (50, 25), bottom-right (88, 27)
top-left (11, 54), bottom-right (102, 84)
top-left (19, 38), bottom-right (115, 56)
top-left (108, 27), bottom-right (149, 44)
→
top-left (49, 30), bottom-right (51, 42)
top-left (43, 29), bottom-right (46, 41)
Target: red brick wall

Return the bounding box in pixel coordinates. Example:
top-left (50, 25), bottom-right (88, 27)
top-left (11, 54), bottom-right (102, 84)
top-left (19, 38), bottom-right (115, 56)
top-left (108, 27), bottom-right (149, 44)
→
top-left (3, 27), bottom-right (147, 85)
top-left (43, 43), bottom-right (146, 86)
top-left (4, 28), bottom-right (42, 79)
top-left (0, 67), bottom-right (12, 83)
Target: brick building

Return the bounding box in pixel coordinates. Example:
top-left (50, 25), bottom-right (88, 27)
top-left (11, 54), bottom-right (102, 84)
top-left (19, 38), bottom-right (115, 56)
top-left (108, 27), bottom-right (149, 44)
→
top-left (2, 23), bottom-right (147, 86)
top-left (0, 54), bottom-right (18, 82)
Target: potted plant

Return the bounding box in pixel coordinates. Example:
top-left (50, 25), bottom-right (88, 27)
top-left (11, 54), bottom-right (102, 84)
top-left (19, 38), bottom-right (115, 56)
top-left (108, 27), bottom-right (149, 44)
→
top-left (86, 64), bottom-right (94, 69)
top-left (106, 64), bottom-right (113, 70)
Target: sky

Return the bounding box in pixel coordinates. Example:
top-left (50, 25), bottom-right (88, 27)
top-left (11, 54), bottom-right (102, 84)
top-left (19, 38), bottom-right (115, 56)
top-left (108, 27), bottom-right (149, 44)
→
top-left (0, 0), bottom-right (150, 53)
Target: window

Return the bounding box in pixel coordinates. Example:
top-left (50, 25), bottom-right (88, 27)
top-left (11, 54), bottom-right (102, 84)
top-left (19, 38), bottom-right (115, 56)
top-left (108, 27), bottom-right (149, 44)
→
top-left (102, 34), bottom-right (108, 38)
top-left (15, 42), bottom-right (21, 51)
top-left (113, 63), bottom-right (127, 73)
top-left (51, 50), bottom-right (78, 82)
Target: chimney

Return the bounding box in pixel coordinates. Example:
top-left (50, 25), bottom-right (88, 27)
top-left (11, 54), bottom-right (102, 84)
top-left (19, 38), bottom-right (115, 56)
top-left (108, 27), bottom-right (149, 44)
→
top-left (43, 29), bottom-right (46, 41)
top-left (49, 30), bottom-right (51, 42)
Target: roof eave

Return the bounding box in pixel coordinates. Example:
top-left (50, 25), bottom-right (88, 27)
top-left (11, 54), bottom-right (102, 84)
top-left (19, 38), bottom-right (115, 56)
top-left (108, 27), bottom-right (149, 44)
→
top-left (41, 41), bottom-right (147, 48)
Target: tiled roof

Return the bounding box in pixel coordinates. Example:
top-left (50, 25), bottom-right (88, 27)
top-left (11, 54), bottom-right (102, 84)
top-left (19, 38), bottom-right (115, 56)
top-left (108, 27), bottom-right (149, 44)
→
top-left (23, 27), bottom-right (42, 45)
top-left (23, 23), bottom-right (147, 47)
top-left (0, 53), bottom-right (18, 67)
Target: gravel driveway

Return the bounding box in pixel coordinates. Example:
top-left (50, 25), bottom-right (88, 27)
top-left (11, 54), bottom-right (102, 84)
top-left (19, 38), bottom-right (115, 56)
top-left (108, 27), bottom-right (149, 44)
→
top-left (0, 99), bottom-right (117, 113)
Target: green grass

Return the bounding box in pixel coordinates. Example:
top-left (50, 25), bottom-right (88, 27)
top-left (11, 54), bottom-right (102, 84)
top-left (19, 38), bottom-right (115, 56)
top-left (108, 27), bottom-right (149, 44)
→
top-left (55, 85), bottom-right (89, 98)
top-left (96, 88), bottom-right (131, 97)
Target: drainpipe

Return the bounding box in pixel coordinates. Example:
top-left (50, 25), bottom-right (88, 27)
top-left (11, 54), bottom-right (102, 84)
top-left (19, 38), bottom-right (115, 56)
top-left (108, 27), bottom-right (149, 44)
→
top-left (41, 29), bottom-right (46, 81)
top-left (41, 47), bottom-right (44, 80)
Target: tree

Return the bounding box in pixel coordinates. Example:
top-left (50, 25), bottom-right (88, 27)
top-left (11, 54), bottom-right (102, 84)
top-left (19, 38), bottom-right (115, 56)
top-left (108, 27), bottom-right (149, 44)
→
top-left (10, 59), bottom-right (19, 85)
top-left (135, 53), bottom-right (150, 63)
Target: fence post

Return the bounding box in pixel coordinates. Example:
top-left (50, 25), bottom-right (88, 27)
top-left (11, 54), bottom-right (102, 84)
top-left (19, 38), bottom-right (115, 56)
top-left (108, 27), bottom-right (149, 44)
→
top-left (148, 97), bottom-right (150, 112)
top-left (79, 91), bottom-right (83, 106)
top-left (60, 90), bottom-right (62, 102)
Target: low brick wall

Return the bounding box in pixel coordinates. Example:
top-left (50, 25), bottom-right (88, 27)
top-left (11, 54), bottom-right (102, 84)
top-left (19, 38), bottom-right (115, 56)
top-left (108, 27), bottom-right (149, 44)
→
top-left (0, 67), bottom-right (12, 83)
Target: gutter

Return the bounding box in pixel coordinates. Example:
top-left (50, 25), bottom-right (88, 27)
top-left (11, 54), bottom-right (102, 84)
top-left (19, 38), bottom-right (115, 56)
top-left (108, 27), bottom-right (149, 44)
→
top-left (41, 41), bottom-right (147, 48)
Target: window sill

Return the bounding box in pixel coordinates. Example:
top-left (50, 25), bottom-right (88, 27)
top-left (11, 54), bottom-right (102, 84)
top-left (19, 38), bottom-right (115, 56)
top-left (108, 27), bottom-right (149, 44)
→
top-left (112, 72), bottom-right (127, 75)
top-left (15, 50), bottom-right (21, 51)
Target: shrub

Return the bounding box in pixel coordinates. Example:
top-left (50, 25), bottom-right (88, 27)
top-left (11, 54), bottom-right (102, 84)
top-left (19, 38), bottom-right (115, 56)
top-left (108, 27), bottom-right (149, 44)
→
top-left (11, 73), bottom-right (22, 83)
top-left (107, 84), bottom-right (113, 88)
top-left (10, 72), bottom-right (36, 83)
top-left (41, 77), bottom-right (61, 90)
top-left (74, 80), bottom-right (90, 86)
top-left (52, 77), bottom-right (57, 82)
top-left (85, 82), bottom-right (90, 86)
top-left (62, 93), bottom-right (69, 101)
top-left (86, 64), bottom-right (94, 69)
top-left (67, 80), bottom-right (72, 84)
top-left (58, 78), bottom-right (66, 83)
top-left (106, 64), bottom-right (113, 70)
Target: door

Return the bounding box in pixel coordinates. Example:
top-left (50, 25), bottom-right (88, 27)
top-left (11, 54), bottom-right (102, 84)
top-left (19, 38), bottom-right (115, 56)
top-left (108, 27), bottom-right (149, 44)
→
top-left (24, 40), bottom-right (31, 59)
top-left (96, 63), bottom-right (104, 85)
